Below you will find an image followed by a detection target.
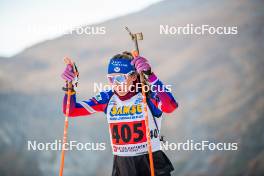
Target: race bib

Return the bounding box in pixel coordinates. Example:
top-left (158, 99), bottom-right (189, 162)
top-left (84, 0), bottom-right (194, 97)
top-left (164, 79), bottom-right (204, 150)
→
top-left (110, 120), bottom-right (147, 145)
top-left (106, 93), bottom-right (162, 156)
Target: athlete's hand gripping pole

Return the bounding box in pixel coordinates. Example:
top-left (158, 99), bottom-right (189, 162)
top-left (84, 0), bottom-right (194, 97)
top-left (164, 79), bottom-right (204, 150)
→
top-left (59, 57), bottom-right (79, 176)
top-left (125, 27), bottom-right (155, 176)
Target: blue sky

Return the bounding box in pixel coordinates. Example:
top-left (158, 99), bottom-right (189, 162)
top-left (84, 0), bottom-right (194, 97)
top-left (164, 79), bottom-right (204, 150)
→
top-left (0, 0), bottom-right (161, 57)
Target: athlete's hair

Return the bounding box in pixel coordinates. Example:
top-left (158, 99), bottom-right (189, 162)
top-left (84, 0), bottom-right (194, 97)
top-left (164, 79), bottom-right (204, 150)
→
top-left (111, 51), bottom-right (134, 61)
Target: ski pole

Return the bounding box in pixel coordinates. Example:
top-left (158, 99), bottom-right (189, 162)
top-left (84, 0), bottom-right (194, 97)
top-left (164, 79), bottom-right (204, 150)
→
top-left (125, 27), bottom-right (155, 176)
top-left (59, 57), bottom-right (78, 176)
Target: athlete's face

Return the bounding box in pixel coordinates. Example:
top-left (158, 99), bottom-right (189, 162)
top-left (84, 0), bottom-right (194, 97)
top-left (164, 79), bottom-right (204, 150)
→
top-left (108, 73), bottom-right (137, 96)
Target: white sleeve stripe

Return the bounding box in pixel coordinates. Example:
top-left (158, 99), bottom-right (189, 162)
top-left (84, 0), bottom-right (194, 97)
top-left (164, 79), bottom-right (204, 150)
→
top-left (150, 78), bottom-right (159, 85)
top-left (79, 102), bottom-right (96, 113)
top-left (158, 102), bottom-right (162, 110)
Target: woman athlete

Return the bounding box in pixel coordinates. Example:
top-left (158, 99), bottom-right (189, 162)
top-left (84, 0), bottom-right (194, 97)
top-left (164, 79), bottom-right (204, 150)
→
top-left (61, 52), bottom-right (178, 176)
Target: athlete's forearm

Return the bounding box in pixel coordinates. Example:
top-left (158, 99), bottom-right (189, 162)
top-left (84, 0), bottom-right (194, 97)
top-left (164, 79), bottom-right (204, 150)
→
top-left (63, 93), bottom-right (93, 117)
top-left (62, 90), bottom-right (110, 117)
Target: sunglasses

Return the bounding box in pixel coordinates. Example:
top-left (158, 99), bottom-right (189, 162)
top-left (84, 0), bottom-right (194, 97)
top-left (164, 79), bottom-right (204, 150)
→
top-left (107, 71), bottom-right (135, 84)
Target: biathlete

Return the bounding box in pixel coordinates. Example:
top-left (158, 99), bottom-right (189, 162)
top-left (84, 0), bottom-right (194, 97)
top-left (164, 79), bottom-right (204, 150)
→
top-left (61, 52), bottom-right (178, 176)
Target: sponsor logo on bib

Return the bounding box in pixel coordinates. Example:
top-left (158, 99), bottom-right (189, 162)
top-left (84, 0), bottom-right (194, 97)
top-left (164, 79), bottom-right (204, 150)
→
top-left (110, 104), bottom-right (142, 116)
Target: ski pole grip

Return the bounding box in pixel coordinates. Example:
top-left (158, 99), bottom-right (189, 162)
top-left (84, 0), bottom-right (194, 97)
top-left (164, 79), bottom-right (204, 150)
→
top-left (64, 57), bottom-right (73, 65)
top-left (131, 50), bottom-right (139, 58)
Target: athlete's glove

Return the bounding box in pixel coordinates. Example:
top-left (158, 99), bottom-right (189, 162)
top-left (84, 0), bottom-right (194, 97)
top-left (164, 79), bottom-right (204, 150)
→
top-left (131, 56), bottom-right (152, 75)
top-left (61, 64), bottom-right (75, 82)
